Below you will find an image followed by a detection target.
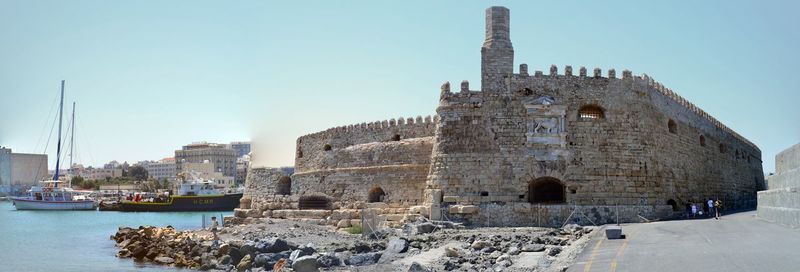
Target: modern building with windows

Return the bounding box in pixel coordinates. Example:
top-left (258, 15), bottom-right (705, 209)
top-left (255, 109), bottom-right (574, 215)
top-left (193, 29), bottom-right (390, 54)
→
top-left (139, 157), bottom-right (177, 181)
top-left (175, 142), bottom-right (237, 178)
top-left (228, 141), bottom-right (251, 158)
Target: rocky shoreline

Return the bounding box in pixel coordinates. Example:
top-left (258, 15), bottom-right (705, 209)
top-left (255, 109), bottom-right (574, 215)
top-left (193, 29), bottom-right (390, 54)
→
top-left (112, 219), bottom-right (594, 271)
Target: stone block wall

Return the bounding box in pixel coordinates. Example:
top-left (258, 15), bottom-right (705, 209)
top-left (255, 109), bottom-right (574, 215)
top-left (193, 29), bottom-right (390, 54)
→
top-left (758, 143), bottom-right (800, 227)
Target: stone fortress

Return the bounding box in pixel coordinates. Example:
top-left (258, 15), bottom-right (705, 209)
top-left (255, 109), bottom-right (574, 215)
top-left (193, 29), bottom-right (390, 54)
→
top-left (758, 143), bottom-right (800, 227)
top-left (241, 6), bottom-right (764, 227)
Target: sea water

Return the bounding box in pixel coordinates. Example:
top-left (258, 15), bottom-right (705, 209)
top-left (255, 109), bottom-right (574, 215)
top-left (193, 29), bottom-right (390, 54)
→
top-left (0, 201), bottom-right (231, 272)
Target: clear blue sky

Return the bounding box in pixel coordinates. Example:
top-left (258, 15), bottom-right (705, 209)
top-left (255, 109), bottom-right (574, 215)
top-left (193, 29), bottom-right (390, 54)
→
top-left (0, 1), bottom-right (797, 174)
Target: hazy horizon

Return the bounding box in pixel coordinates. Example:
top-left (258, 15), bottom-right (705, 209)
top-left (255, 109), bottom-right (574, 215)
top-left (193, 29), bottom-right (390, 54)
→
top-left (1, 1), bottom-right (798, 174)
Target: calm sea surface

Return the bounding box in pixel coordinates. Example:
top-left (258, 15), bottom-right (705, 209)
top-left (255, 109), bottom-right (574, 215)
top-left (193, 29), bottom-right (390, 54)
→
top-left (0, 201), bottom-right (231, 272)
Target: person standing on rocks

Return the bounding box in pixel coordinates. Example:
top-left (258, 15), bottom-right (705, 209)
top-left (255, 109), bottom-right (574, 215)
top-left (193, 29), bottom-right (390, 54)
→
top-left (210, 216), bottom-right (220, 245)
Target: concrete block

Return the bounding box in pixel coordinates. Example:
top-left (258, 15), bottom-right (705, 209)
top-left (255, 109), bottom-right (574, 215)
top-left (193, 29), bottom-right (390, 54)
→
top-left (606, 226), bottom-right (623, 239)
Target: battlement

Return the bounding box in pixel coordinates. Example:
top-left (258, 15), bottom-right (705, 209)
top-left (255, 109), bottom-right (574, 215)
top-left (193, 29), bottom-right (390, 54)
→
top-left (298, 115), bottom-right (439, 141)
top-left (440, 63), bottom-right (759, 153)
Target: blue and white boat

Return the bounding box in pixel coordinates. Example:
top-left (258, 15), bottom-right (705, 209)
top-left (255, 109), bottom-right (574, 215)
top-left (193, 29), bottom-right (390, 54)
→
top-left (11, 80), bottom-right (97, 210)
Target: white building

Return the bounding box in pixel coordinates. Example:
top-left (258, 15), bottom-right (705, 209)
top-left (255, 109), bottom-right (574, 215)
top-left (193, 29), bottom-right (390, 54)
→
top-left (181, 161), bottom-right (235, 189)
top-left (0, 147), bottom-right (49, 194)
top-left (139, 158), bottom-right (176, 181)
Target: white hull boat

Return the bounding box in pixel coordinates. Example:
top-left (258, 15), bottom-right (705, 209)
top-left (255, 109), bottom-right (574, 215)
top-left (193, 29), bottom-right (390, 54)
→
top-left (12, 198), bottom-right (96, 210)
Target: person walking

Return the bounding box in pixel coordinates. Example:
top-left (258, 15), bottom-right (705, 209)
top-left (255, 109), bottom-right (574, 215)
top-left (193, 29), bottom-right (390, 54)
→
top-left (685, 201), bottom-right (692, 219)
top-left (691, 202), bottom-right (698, 218)
top-left (707, 198), bottom-right (715, 218)
top-left (714, 199), bottom-right (722, 220)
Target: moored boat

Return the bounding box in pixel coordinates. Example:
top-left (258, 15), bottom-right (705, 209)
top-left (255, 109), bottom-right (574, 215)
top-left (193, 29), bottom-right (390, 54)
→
top-left (11, 181), bottom-right (97, 210)
top-left (119, 178), bottom-right (242, 212)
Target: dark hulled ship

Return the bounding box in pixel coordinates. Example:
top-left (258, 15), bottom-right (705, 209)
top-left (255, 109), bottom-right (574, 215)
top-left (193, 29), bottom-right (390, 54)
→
top-left (119, 178), bottom-right (242, 212)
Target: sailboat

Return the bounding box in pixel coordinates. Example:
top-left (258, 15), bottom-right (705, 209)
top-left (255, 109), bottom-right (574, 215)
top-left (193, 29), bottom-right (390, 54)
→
top-left (11, 80), bottom-right (97, 210)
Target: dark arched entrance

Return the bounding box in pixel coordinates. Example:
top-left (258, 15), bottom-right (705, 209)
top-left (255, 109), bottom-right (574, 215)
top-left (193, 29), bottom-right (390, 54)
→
top-left (276, 176), bottom-right (291, 195)
top-left (368, 187), bottom-right (386, 203)
top-left (528, 177), bottom-right (565, 204)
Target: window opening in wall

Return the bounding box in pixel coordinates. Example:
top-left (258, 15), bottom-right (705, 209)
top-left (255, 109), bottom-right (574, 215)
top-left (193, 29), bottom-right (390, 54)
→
top-left (699, 135), bottom-right (706, 147)
top-left (297, 148), bottom-right (303, 158)
top-left (480, 191), bottom-right (489, 197)
top-left (323, 144), bottom-right (332, 151)
top-left (299, 195), bottom-right (331, 210)
top-left (719, 143), bottom-right (726, 153)
top-left (368, 187), bottom-right (386, 203)
top-left (578, 105), bottom-right (605, 120)
top-left (668, 119), bottom-right (677, 134)
top-left (518, 195), bottom-right (525, 199)
top-left (528, 177), bottom-right (566, 204)
top-left (276, 176), bottom-right (292, 195)
top-left (667, 199), bottom-right (679, 211)
top-left (391, 134), bottom-right (401, 141)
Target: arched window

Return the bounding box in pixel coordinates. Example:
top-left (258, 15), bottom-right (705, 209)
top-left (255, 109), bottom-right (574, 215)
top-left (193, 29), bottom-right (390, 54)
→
top-left (528, 177), bottom-right (566, 204)
top-left (276, 176), bottom-right (291, 195)
top-left (668, 119), bottom-right (677, 134)
top-left (719, 143), bottom-right (726, 153)
top-left (667, 199), bottom-right (679, 211)
top-left (578, 105), bottom-right (604, 120)
top-left (699, 135), bottom-right (706, 147)
top-left (323, 144), bottom-right (332, 151)
top-left (299, 195), bottom-right (331, 210)
top-left (391, 134), bottom-right (401, 141)
top-left (368, 187), bottom-right (386, 203)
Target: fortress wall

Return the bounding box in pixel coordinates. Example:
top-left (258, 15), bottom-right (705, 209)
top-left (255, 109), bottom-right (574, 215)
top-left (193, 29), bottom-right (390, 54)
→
top-left (429, 67), bottom-right (762, 225)
top-left (295, 116), bottom-right (436, 173)
top-left (291, 164), bottom-right (428, 206)
top-left (775, 143), bottom-right (800, 175)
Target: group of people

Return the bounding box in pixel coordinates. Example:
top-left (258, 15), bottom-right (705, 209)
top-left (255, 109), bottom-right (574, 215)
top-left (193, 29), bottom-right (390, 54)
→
top-left (686, 198), bottom-right (723, 220)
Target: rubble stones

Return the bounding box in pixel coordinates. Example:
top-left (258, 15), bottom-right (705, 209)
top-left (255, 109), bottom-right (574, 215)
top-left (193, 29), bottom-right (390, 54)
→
top-left (386, 237), bottom-right (409, 253)
top-left (346, 252), bottom-right (382, 266)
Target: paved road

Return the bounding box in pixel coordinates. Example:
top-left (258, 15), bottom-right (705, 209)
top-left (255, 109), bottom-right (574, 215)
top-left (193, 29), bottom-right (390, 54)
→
top-left (569, 211), bottom-right (800, 272)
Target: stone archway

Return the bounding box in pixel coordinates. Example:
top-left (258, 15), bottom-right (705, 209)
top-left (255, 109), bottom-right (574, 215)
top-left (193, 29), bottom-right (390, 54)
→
top-left (368, 187), bottom-right (386, 203)
top-left (276, 176), bottom-right (291, 195)
top-left (528, 177), bottom-right (565, 204)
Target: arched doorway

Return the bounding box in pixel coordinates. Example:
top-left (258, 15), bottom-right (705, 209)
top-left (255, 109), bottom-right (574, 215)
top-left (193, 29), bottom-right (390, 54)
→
top-left (368, 187), bottom-right (386, 203)
top-left (276, 176), bottom-right (291, 195)
top-left (667, 199), bottom-right (679, 211)
top-left (528, 177), bottom-right (565, 204)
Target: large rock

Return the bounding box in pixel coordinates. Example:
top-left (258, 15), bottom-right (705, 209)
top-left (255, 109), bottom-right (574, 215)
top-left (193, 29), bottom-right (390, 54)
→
top-left (289, 249), bottom-right (312, 262)
top-left (292, 256), bottom-right (320, 272)
top-left (254, 253), bottom-right (284, 268)
top-left (257, 238), bottom-right (293, 253)
top-left (471, 240), bottom-right (491, 250)
top-left (236, 254), bottom-right (253, 271)
top-left (408, 261), bottom-right (432, 272)
top-left (444, 247), bottom-right (459, 257)
top-left (521, 244), bottom-right (545, 252)
top-left (386, 237), bottom-right (409, 254)
top-left (415, 222), bottom-right (437, 234)
top-left (346, 252), bottom-right (382, 266)
top-left (316, 254), bottom-right (341, 268)
top-left (229, 247), bottom-right (244, 265)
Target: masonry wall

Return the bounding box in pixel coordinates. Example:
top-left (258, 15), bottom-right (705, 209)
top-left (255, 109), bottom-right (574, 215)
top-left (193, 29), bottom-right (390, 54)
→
top-left (758, 143), bottom-right (800, 227)
top-left (427, 67), bottom-right (763, 226)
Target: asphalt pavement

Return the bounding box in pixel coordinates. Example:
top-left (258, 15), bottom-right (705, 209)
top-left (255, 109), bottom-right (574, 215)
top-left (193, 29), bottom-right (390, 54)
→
top-left (569, 210), bottom-right (800, 272)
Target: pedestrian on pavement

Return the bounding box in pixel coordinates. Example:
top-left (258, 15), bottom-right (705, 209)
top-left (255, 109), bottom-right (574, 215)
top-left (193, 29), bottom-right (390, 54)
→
top-left (714, 199), bottom-right (722, 219)
top-left (707, 198), bottom-right (715, 218)
top-left (691, 202), bottom-right (698, 218)
top-left (685, 202), bottom-right (692, 218)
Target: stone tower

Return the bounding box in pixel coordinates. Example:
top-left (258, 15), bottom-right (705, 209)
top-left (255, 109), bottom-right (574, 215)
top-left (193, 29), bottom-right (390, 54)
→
top-left (481, 6), bottom-right (514, 92)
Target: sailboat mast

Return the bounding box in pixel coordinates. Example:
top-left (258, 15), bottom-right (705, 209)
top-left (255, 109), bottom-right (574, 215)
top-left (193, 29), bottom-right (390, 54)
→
top-left (53, 80), bottom-right (64, 182)
top-left (69, 102), bottom-right (76, 187)
top-left (69, 102), bottom-right (75, 170)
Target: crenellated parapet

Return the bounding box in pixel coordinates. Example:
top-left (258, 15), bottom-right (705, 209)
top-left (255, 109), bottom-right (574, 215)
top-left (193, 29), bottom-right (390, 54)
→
top-left (438, 63), bottom-right (759, 153)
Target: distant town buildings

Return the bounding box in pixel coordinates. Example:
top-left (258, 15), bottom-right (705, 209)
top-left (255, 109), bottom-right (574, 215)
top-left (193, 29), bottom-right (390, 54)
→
top-left (175, 142), bottom-right (237, 178)
top-left (235, 154), bottom-right (251, 184)
top-left (0, 147), bottom-right (49, 194)
top-left (181, 160), bottom-right (235, 189)
top-left (138, 157), bottom-right (176, 181)
top-left (228, 141), bottom-right (251, 158)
